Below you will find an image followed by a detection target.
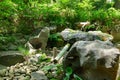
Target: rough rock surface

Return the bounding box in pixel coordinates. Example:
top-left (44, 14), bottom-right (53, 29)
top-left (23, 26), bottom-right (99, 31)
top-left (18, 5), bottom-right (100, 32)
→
top-left (31, 70), bottom-right (48, 80)
top-left (0, 64), bottom-right (7, 70)
top-left (60, 28), bottom-right (113, 44)
top-left (63, 40), bottom-right (120, 80)
top-left (0, 51), bottom-right (25, 66)
top-left (26, 27), bottom-right (50, 54)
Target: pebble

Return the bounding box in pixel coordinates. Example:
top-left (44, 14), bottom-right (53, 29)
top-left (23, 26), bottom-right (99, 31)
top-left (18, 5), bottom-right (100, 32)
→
top-left (0, 54), bottom-right (49, 80)
top-left (0, 69), bottom-right (7, 77)
top-left (20, 69), bottom-right (26, 74)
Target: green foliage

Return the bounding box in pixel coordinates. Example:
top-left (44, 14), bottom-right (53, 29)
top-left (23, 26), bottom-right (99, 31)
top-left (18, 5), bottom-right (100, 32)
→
top-left (91, 9), bottom-right (109, 22)
top-left (42, 64), bottom-right (56, 71)
top-left (38, 53), bottom-right (51, 62)
top-left (91, 0), bottom-right (114, 9)
top-left (0, 34), bottom-right (16, 51)
top-left (0, 0), bottom-right (120, 35)
top-left (64, 67), bottom-right (73, 80)
top-left (42, 63), bottom-right (63, 79)
top-left (73, 74), bottom-right (83, 80)
top-left (0, 0), bottom-right (17, 34)
top-left (78, 0), bottom-right (93, 10)
top-left (48, 33), bottom-right (64, 47)
top-left (0, 34), bottom-right (17, 50)
top-left (64, 67), bottom-right (83, 80)
top-left (18, 46), bottom-right (29, 56)
top-left (0, 35), bottom-right (16, 44)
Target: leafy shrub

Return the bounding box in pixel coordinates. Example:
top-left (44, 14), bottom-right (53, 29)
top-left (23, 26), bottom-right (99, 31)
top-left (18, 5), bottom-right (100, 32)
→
top-left (0, 0), bottom-right (17, 34)
top-left (1, 0), bottom-right (120, 35)
top-left (64, 67), bottom-right (83, 80)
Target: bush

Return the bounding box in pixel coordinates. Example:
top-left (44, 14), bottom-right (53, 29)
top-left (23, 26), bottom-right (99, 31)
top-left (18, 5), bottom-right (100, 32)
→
top-left (0, 0), bottom-right (17, 34)
top-left (1, 0), bottom-right (120, 35)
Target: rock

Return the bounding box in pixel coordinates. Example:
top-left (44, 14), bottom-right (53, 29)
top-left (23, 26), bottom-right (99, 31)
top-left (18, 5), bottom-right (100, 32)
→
top-left (0, 51), bottom-right (25, 66)
top-left (3, 77), bottom-right (11, 80)
top-left (0, 64), bottom-right (7, 70)
top-left (25, 27), bottom-right (50, 54)
top-left (0, 69), bottom-right (7, 77)
top-left (88, 31), bottom-right (113, 41)
top-left (0, 77), bottom-right (3, 80)
top-left (14, 75), bottom-right (26, 80)
top-left (30, 66), bottom-right (38, 71)
top-left (26, 68), bottom-right (31, 75)
top-left (63, 40), bottom-right (120, 80)
top-left (14, 69), bottom-right (21, 73)
top-left (24, 75), bottom-right (31, 80)
top-left (19, 63), bottom-right (24, 67)
top-left (28, 54), bottom-right (41, 63)
top-left (19, 68), bottom-right (26, 74)
top-left (8, 43), bottom-right (17, 50)
top-left (14, 73), bottom-right (21, 76)
top-left (5, 70), bottom-right (9, 76)
top-left (60, 28), bottom-right (113, 44)
top-left (9, 67), bottom-right (14, 74)
top-left (9, 74), bottom-right (14, 79)
top-left (31, 70), bottom-right (48, 80)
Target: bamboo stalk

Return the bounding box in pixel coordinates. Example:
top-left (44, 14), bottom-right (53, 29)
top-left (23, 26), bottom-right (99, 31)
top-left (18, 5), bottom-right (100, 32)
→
top-left (53, 43), bottom-right (70, 62)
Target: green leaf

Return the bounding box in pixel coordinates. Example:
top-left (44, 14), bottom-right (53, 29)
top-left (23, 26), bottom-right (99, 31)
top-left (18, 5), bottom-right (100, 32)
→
top-left (64, 77), bottom-right (69, 80)
top-left (42, 64), bottom-right (56, 71)
top-left (65, 67), bottom-right (73, 76)
top-left (18, 46), bottom-right (29, 56)
top-left (73, 74), bottom-right (83, 80)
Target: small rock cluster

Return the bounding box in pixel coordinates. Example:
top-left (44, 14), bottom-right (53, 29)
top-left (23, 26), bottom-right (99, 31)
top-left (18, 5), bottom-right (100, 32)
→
top-left (0, 54), bottom-right (48, 80)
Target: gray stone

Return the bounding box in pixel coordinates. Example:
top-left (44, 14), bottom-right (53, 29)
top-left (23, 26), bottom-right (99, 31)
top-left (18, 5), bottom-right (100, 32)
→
top-left (63, 40), bottom-right (120, 80)
top-left (14, 73), bottom-right (21, 76)
top-left (0, 69), bottom-right (7, 77)
top-left (88, 31), bottom-right (113, 41)
top-left (0, 77), bottom-right (3, 80)
top-left (30, 66), bottom-right (38, 71)
top-left (14, 69), bottom-right (21, 73)
top-left (19, 69), bottom-right (26, 74)
top-left (13, 75), bottom-right (26, 80)
top-left (25, 27), bottom-right (50, 54)
top-left (60, 28), bottom-right (113, 44)
top-left (31, 70), bottom-right (48, 80)
top-left (0, 51), bottom-right (25, 66)
top-left (3, 77), bottom-right (11, 80)
top-left (0, 64), bottom-right (7, 70)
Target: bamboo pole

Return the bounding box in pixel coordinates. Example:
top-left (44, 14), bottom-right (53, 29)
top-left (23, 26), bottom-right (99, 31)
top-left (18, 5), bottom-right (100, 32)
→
top-left (53, 43), bottom-right (70, 63)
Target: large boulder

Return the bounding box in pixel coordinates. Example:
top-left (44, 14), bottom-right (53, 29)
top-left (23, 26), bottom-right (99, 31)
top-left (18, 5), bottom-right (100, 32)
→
top-left (0, 51), bottom-right (25, 66)
top-left (25, 27), bottom-right (50, 54)
top-left (63, 40), bottom-right (120, 80)
top-left (60, 28), bottom-right (113, 44)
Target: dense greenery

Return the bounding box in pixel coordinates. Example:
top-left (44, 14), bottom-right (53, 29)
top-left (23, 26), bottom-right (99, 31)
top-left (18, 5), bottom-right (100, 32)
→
top-left (0, 0), bottom-right (120, 34)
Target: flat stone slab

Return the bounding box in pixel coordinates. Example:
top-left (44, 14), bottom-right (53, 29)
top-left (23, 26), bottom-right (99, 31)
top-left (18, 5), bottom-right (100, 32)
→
top-left (0, 51), bottom-right (25, 66)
